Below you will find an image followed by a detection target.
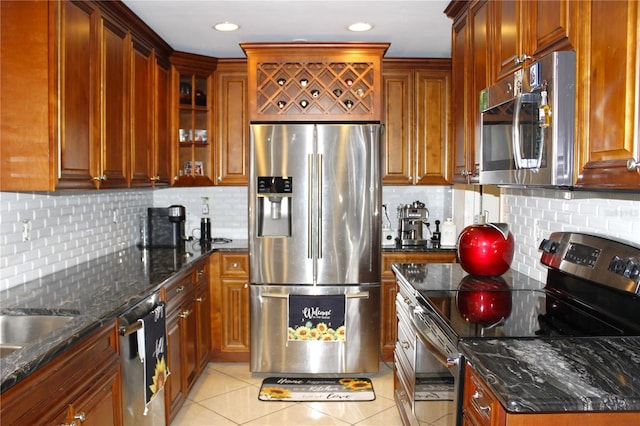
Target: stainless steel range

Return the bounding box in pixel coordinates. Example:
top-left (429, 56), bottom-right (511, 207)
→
top-left (393, 232), bottom-right (640, 426)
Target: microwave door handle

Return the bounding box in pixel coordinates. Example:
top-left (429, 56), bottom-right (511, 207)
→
top-left (512, 94), bottom-right (524, 169)
top-left (534, 92), bottom-right (545, 169)
top-left (534, 126), bottom-right (545, 170)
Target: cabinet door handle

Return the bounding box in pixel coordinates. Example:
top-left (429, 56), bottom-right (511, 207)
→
top-left (92, 175), bottom-right (107, 182)
top-left (401, 341), bottom-right (410, 349)
top-left (627, 158), bottom-right (640, 172)
top-left (150, 175), bottom-right (160, 181)
top-left (176, 285), bottom-right (185, 293)
top-left (514, 53), bottom-right (532, 64)
top-left (471, 390), bottom-right (491, 415)
top-left (59, 411), bottom-right (86, 426)
top-left (196, 297), bottom-right (205, 303)
top-left (180, 309), bottom-right (192, 318)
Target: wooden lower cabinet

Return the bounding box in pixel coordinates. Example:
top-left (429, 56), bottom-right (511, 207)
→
top-left (207, 250), bottom-right (456, 364)
top-left (0, 323), bottom-right (122, 426)
top-left (195, 260), bottom-right (212, 372)
top-left (463, 361), bottom-right (640, 426)
top-left (210, 252), bottom-right (250, 361)
top-left (164, 258), bottom-right (209, 423)
top-left (381, 251), bottom-right (457, 361)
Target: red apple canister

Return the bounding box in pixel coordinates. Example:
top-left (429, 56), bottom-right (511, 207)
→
top-left (456, 222), bottom-right (515, 276)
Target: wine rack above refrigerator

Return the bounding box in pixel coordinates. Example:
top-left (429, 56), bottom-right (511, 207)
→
top-left (241, 42), bottom-right (389, 122)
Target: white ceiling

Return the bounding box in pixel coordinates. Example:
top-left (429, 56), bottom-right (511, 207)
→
top-left (122, 0), bottom-right (452, 58)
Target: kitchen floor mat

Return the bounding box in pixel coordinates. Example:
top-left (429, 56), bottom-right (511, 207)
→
top-left (258, 377), bottom-right (375, 402)
top-left (415, 376), bottom-right (454, 401)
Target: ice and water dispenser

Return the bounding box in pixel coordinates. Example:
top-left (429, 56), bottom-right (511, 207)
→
top-left (256, 176), bottom-right (292, 237)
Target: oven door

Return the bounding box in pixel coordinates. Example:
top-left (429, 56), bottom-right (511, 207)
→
top-left (395, 280), bottom-right (461, 426)
top-left (412, 304), bottom-right (465, 426)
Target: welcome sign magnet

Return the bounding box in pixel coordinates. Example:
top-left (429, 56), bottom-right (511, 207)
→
top-left (287, 295), bottom-right (346, 341)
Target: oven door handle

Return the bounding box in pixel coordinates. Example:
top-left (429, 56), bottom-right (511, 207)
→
top-left (413, 308), bottom-right (460, 368)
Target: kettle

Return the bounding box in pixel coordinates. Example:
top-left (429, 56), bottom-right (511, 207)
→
top-left (457, 217), bottom-right (514, 276)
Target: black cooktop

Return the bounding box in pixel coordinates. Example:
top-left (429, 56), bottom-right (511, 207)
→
top-left (416, 285), bottom-right (628, 340)
top-left (394, 263), bottom-right (639, 341)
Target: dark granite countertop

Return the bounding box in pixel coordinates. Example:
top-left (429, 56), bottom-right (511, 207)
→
top-left (392, 263), bottom-right (640, 414)
top-left (0, 239), bottom-right (248, 393)
top-left (460, 338), bottom-right (640, 413)
top-left (382, 241), bottom-right (458, 253)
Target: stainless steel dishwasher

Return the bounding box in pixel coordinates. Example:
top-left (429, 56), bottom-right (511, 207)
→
top-left (119, 291), bottom-right (166, 426)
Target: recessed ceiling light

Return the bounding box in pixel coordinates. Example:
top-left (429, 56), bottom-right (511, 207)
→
top-left (214, 21), bottom-right (239, 32)
top-left (348, 22), bottom-right (373, 32)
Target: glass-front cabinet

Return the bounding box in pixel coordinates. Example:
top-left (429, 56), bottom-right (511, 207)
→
top-left (170, 52), bottom-right (217, 186)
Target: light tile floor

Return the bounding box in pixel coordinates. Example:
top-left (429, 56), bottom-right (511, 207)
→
top-left (171, 363), bottom-right (455, 426)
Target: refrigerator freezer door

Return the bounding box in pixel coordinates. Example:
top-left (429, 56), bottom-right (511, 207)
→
top-left (250, 284), bottom-right (380, 373)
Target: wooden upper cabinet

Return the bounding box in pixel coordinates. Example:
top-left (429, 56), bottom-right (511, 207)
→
top-left (98, 15), bottom-right (129, 189)
top-left (382, 62), bottom-right (414, 184)
top-left (214, 60), bottom-right (249, 186)
top-left (0, 0), bottom-right (171, 191)
top-left (493, 0), bottom-right (576, 82)
top-left (447, 0), bottom-right (491, 184)
top-left (241, 42), bottom-right (389, 122)
top-left (57, 1), bottom-right (97, 190)
top-left (129, 37), bottom-right (154, 188)
top-left (382, 59), bottom-right (451, 185)
top-left (153, 58), bottom-right (172, 187)
top-left (493, 0), bottom-right (524, 80)
top-left (415, 68), bottom-right (451, 185)
top-left (575, 0), bottom-right (640, 190)
top-left (0, 1), bottom-right (51, 190)
top-left (170, 52), bottom-right (217, 186)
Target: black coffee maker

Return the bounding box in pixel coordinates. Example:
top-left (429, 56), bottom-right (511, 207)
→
top-left (148, 205), bottom-right (187, 247)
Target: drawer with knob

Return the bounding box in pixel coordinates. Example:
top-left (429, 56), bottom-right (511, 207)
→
top-left (463, 362), bottom-right (505, 426)
top-left (164, 272), bottom-right (194, 313)
top-left (220, 253), bottom-right (249, 277)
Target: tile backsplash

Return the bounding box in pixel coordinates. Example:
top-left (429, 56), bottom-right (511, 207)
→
top-left (1, 185), bottom-right (637, 291)
top-left (0, 190), bottom-right (153, 291)
top-left (503, 188), bottom-right (640, 282)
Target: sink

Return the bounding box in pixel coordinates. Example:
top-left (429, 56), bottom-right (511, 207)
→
top-left (0, 315), bottom-right (75, 358)
top-left (0, 344), bottom-right (23, 358)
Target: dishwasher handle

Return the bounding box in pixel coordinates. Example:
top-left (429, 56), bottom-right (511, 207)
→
top-left (119, 321), bottom-right (142, 337)
top-left (118, 293), bottom-right (163, 337)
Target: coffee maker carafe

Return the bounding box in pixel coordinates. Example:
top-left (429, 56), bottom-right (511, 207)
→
top-left (148, 205), bottom-right (187, 248)
top-left (398, 201), bottom-right (429, 246)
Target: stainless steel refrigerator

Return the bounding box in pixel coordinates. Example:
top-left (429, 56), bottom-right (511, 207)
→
top-left (249, 123), bottom-right (382, 374)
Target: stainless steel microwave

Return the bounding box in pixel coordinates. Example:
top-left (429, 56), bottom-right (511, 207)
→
top-left (479, 51), bottom-right (576, 187)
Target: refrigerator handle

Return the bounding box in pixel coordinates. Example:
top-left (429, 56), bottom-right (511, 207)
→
top-left (346, 291), bottom-right (370, 299)
top-left (307, 153), bottom-right (313, 259)
top-left (261, 293), bottom-right (288, 299)
top-left (317, 153), bottom-right (323, 259)
top-left (261, 292), bottom-right (370, 299)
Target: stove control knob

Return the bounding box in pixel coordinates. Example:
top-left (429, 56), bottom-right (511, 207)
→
top-left (624, 258), bottom-right (640, 282)
top-left (539, 239), bottom-right (559, 254)
top-left (608, 256), bottom-right (627, 275)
